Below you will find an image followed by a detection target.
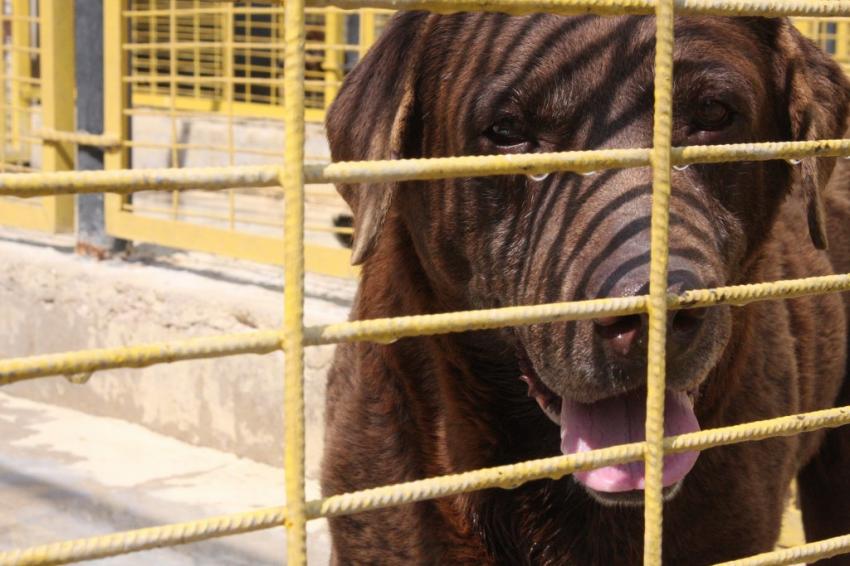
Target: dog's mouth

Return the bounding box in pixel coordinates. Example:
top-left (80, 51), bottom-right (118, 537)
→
top-left (519, 358), bottom-right (701, 499)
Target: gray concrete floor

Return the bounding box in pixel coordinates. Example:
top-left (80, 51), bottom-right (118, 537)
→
top-left (0, 391), bottom-right (331, 564)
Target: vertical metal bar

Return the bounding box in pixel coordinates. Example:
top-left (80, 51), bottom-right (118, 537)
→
top-left (11, 0), bottom-right (29, 157)
top-left (836, 20), bottom-right (848, 64)
top-left (796, 19), bottom-right (815, 38)
top-left (224, 0), bottom-right (236, 230)
top-left (0, 5), bottom-right (7, 172)
top-left (169, 0), bottom-right (179, 218)
top-left (103, 0), bottom-right (129, 235)
top-left (644, 0), bottom-right (675, 563)
top-left (323, 9), bottom-right (343, 110)
top-left (193, 0), bottom-right (200, 99)
top-left (76, 0), bottom-right (125, 257)
top-left (40, 0), bottom-right (75, 232)
top-left (149, 0), bottom-right (156, 97)
top-left (358, 9), bottom-right (375, 58)
top-left (283, 0), bottom-right (307, 561)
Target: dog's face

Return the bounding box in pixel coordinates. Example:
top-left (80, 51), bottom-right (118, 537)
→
top-left (328, 15), bottom-right (849, 501)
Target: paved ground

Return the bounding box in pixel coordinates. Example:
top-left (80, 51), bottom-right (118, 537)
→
top-left (0, 391), bottom-right (330, 565)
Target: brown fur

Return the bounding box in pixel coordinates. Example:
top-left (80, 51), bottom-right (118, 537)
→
top-left (322, 15), bottom-right (850, 564)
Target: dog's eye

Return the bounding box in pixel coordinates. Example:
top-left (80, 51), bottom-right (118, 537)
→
top-left (486, 118), bottom-right (529, 148)
top-left (693, 98), bottom-right (734, 131)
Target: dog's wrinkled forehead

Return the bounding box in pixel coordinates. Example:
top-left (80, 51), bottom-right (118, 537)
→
top-left (422, 15), bottom-right (773, 145)
top-left (327, 13), bottom-right (849, 265)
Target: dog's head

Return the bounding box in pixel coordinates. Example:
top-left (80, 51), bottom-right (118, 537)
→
top-left (327, 15), bottom-right (850, 502)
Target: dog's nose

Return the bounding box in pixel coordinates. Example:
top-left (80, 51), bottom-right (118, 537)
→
top-left (593, 271), bottom-right (706, 360)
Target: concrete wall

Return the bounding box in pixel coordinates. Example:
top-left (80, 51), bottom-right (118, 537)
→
top-left (0, 229), bottom-right (354, 481)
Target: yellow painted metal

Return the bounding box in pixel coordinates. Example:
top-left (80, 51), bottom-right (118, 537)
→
top-left (284, 0), bottom-right (309, 562)
top-left (131, 92), bottom-right (327, 122)
top-left (793, 18), bottom-right (850, 76)
top-left (6, 1), bottom-right (850, 565)
top-left (0, 506), bottom-right (288, 566)
top-left (0, 0), bottom-right (75, 233)
top-left (34, 128), bottom-right (122, 149)
top-left (3, 404), bottom-right (850, 566)
top-left (837, 20), bottom-right (849, 63)
top-left (716, 533), bottom-right (850, 566)
top-left (101, 1), bottom-right (356, 278)
top-left (124, 2), bottom-right (388, 121)
top-left (0, 329), bottom-right (284, 386)
top-left (120, 201), bottom-right (354, 235)
top-left (324, 10), bottom-right (344, 105)
top-left (223, 0), bottom-right (236, 229)
top-left (0, 23), bottom-right (7, 175)
top-left (359, 9), bottom-right (376, 56)
top-left (169, 0), bottom-right (180, 220)
top-left (308, 0), bottom-right (850, 17)
top-left (10, 0), bottom-right (31, 155)
top-left (8, 140), bottom-right (850, 197)
top-left (1, 164), bottom-right (283, 196)
top-left (105, 208), bottom-right (355, 275)
top-left (4, 272), bottom-right (850, 385)
top-left (644, 0), bottom-right (674, 560)
top-left (309, 405), bottom-right (850, 520)
top-left (104, 0), bottom-right (131, 243)
top-left (38, 0), bottom-right (75, 232)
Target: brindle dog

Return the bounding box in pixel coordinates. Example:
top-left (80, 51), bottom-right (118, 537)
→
top-left (322, 14), bottom-right (850, 565)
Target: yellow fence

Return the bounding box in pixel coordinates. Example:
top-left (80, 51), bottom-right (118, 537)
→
top-left (127, 0), bottom-right (391, 122)
top-left (3, 2), bottom-right (850, 566)
top-left (99, 0), bottom-right (398, 278)
top-left (0, 0), bottom-right (74, 233)
top-left (0, 1), bottom-right (847, 278)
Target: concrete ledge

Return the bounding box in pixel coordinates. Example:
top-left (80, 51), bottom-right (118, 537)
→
top-left (0, 391), bottom-right (330, 564)
top-left (0, 228), bottom-right (354, 480)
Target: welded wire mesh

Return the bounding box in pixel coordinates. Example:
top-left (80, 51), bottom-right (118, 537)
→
top-left (1, 0), bottom-right (850, 565)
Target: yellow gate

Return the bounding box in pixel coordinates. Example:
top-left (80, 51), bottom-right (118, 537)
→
top-left (0, 0), bottom-right (73, 233)
top-left (100, 0), bottom-right (392, 278)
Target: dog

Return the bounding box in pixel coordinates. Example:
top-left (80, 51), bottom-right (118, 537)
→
top-left (321, 13), bottom-right (850, 565)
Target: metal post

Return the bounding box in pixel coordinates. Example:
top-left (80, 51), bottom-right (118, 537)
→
top-left (358, 9), bottom-right (375, 57)
top-left (323, 10), bottom-right (343, 110)
top-left (39, 0), bottom-right (74, 232)
top-left (11, 0), bottom-right (29, 157)
top-left (644, 0), bottom-right (675, 563)
top-left (283, 0), bottom-right (307, 560)
top-left (103, 0), bottom-right (130, 241)
top-left (75, 0), bottom-right (125, 257)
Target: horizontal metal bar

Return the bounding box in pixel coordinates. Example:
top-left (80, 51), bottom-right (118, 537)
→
top-left (3, 273), bottom-right (848, 384)
top-left (0, 165), bottom-right (282, 197)
top-left (125, 201), bottom-right (353, 233)
top-left (3, 140), bottom-right (849, 198)
top-left (310, 139), bottom-right (850, 185)
top-left (307, 273), bottom-right (850, 346)
top-left (0, 330), bottom-right (283, 385)
top-left (715, 534), bottom-right (850, 566)
top-left (0, 506), bottom-right (287, 566)
top-left (5, 404), bottom-right (848, 566)
top-left (309, 404), bottom-right (850, 520)
top-left (35, 128), bottom-right (121, 149)
top-left (307, 0), bottom-right (850, 17)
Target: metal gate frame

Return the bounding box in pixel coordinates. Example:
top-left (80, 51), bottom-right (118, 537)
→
top-left (0, 0), bottom-right (74, 233)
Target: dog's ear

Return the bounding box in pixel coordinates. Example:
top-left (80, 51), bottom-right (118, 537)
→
top-left (326, 13), bottom-right (427, 265)
top-left (777, 20), bottom-right (850, 249)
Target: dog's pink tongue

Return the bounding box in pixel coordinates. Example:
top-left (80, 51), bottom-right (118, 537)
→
top-left (560, 390), bottom-right (700, 493)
